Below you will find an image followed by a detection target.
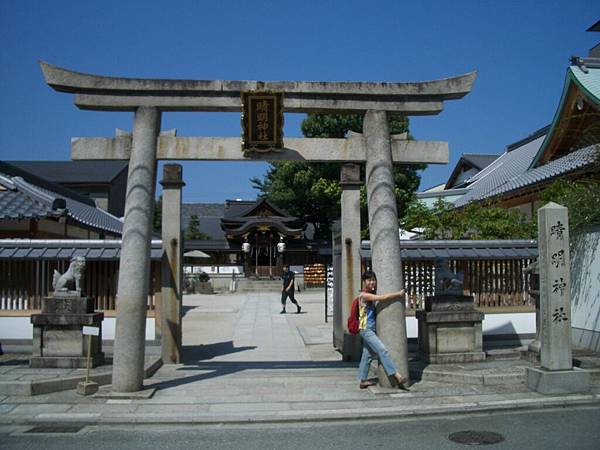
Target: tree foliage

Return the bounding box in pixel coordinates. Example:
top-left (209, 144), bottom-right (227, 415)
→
top-left (402, 198), bottom-right (536, 240)
top-left (153, 195), bottom-right (162, 233)
top-left (185, 214), bottom-right (212, 240)
top-left (251, 113), bottom-right (424, 239)
top-left (539, 176), bottom-right (600, 232)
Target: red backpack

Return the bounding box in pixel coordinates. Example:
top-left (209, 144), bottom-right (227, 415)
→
top-left (347, 296), bottom-right (360, 335)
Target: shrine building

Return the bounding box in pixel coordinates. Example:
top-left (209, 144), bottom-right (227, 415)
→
top-left (183, 198), bottom-right (329, 284)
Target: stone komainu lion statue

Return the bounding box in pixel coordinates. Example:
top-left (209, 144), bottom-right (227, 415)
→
top-left (52, 256), bottom-right (86, 294)
top-left (434, 258), bottom-right (464, 295)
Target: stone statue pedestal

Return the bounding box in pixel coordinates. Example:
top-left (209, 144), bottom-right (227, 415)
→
top-left (30, 296), bottom-right (104, 368)
top-left (416, 294), bottom-right (485, 364)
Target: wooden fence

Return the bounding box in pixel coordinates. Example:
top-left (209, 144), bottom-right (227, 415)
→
top-left (0, 259), bottom-right (160, 313)
top-left (403, 258), bottom-right (535, 311)
top-left (1, 257), bottom-right (535, 313)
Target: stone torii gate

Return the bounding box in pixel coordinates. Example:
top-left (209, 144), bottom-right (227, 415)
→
top-left (41, 62), bottom-right (475, 392)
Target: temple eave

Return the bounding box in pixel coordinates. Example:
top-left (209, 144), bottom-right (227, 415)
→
top-left (224, 223), bottom-right (303, 237)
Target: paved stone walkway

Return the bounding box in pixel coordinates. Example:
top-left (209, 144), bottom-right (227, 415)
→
top-left (0, 290), bottom-right (599, 426)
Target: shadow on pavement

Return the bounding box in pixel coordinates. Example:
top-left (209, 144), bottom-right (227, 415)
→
top-left (182, 341), bottom-right (256, 362)
top-left (181, 305), bottom-right (197, 317)
top-left (146, 342), bottom-right (356, 392)
top-left (147, 360), bottom-right (355, 392)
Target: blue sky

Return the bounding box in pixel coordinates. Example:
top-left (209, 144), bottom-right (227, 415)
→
top-left (1, 1), bottom-right (598, 203)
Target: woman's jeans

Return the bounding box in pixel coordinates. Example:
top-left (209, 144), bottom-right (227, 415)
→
top-left (358, 327), bottom-right (397, 381)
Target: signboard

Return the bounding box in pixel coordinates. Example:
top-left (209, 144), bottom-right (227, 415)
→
top-left (241, 92), bottom-right (284, 153)
top-left (82, 326), bottom-right (100, 336)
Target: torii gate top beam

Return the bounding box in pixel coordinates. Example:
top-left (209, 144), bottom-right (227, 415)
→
top-left (40, 62), bottom-right (476, 114)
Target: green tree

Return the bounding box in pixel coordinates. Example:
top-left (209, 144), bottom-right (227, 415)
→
top-left (539, 176), bottom-right (600, 232)
top-left (402, 198), bottom-right (536, 240)
top-left (185, 214), bottom-right (212, 240)
top-left (153, 195), bottom-right (162, 233)
top-left (251, 113), bottom-right (424, 239)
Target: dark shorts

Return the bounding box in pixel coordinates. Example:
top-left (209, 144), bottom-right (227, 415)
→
top-left (281, 289), bottom-right (296, 304)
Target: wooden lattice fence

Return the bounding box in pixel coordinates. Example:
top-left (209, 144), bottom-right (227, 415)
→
top-left (0, 259), bottom-right (159, 312)
top-left (403, 258), bottom-right (534, 311)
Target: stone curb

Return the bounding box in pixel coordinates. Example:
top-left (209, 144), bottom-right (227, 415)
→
top-left (0, 357), bottom-right (162, 396)
top-left (1, 393), bottom-right (598, 426)
top-left (420, 369), bottom-right (526, 386)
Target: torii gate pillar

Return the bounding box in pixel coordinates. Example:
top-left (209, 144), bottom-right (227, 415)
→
top-left (364, 110), bottom-right (409, 386)
top-left (112, 107), bottom-right (161, 392)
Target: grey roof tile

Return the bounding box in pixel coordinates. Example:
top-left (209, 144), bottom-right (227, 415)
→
top-left (14, 248), bottom-right (29, 258)
top-left (361, 239), bottom-right (538, 260)
top-left (182, 203), bottom-right (225, 219)
top-left (102, 248), bottom-right (119, 259)
top-left (29, 248), bottom-right (45, 258)
top-left (482, 145), bottom-right (598, 199)
top-left (87, 248), bottom-right (103, 258)
top-left (0, 239), bottom-right (163, 260)
top-left (0, 248), bottom-right (16, 258)
top-left (461, 154), bottom-right (500, 170)
top-left (58, 248), bottom-right (74, 258)
top-left (454, 134), bottom-right (547, 207)
top-left (7, 161), bottom-right (128, 184)
top-left (44, 249), bottom-right (59, 258)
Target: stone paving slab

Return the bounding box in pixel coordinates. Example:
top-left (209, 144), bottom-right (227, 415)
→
top-left (7, 403), bottom-right (73, 415)
top-left (0, 356), bottom-right (161, 396)
top-left (0, 404), bottom-right (16, 414)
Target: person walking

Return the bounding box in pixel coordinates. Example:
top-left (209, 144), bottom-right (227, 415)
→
top-left (280, 264), bottom-right (301, 314)
top-left (357, 270), bottom-right (408, 389)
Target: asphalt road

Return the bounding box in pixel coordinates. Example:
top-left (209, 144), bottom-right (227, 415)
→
top-left (1, 405), bottom-right (599, 450)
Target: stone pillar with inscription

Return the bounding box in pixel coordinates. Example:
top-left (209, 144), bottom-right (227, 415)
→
top-left (526, 202), bottom-right (590, 394)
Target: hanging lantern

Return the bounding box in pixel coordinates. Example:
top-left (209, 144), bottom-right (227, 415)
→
top-left (277, 240), bottom-right (286, 253)
top-left (242, 242), bottom-right (251, 253)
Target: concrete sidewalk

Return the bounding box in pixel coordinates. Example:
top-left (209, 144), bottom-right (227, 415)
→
top-left (1, 290), bottom-right (599, 426)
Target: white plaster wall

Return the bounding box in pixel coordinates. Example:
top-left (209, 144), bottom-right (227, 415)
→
top-left (102, 317), bottom-right (155, 340)
top-left (0, 317), bottom-right (155, 340)
top-left (0, 317), bottom-right (32, 339)
top-left (571, 226), bottom-right (600, 338)
top-left (404, 313), bottom-right (535, 339)
top-left (2, 314), bottom-right (532, 341)
top-left (481, 313), bottom-right (536, 335)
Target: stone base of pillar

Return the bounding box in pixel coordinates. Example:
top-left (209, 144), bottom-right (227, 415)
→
top-left (341, 332), bottom-right (362, 362)
top-left (526, 367), bottom-right (590, 394)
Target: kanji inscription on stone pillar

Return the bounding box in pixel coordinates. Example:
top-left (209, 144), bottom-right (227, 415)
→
top-left (538, 202), bottom-right (572, 370)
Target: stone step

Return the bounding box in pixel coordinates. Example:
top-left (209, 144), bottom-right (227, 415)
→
top-left (235, 280), bottom-right (285, 292)
top-left (485, 348), bottom-right (524, 361)
top-left (418, 359), bottom-right (532, 386)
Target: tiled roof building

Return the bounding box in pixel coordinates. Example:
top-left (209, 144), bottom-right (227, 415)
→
top-left (0, 161), bottom-right (123, 238)
top-left (440, 57), bottom-right (599, 218)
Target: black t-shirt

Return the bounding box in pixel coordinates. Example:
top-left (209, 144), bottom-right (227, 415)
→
top-left (282, 270), bottom-right (295, 289)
